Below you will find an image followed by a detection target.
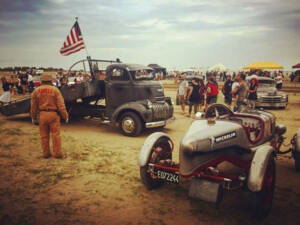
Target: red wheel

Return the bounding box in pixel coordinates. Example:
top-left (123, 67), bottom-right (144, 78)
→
top-left (251, 156), bottom-right (276, 219)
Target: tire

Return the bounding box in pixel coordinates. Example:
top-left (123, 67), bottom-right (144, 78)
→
top-left (140, 137), bottom-right (172, 190)
top-left (251, 156), bottom-right (276, 219)
top-left (140, 166), bottom-right (164, 190)
top-left (120, 112), bottom-right (143, 137)
top-left (294, 152), bottom-right (300, 172)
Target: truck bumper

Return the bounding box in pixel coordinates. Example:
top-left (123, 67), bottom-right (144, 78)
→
top-left (145, 117), bottom-right (175, 128)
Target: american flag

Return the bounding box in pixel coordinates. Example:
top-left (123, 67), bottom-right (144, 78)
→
top-left (60, 21), bottom-right (85, 56)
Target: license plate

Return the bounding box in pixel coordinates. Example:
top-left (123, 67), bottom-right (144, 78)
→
top-left (157, 170), bottom-right (179, 184)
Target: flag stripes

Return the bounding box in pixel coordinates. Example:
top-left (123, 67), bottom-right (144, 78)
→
top-left (60, 21), bottom-right (85, 56)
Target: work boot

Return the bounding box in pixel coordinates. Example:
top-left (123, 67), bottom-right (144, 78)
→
top-left (43, 154), bottom-right (51, 159)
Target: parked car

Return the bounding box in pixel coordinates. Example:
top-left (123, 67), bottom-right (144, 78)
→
top-left (247, 77), bottom-right (288, 109)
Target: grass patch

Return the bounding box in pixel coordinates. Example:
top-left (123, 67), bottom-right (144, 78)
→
top-left (12, 161), bottom-right (23, 167)
top-left (0, 128), bottom-right (24, 136)
top-left (69, 151), bottom-right (89, 161)
top-left (0, 143), bottom-right (17, 150)
top-left (0, 188), bottom-right (12, 197)
top-left (27, 168), bottom-right (52, 174)
top-left (0, 152), bottom-right (11, 158)
top-left (28, 168), bottom-right (65, 188)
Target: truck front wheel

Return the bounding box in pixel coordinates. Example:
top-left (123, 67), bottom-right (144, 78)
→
top-left (120, 112), bottom-right (143, 136)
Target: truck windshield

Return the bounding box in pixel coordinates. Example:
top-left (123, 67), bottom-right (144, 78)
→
top-left (131, 70), bottom-right (154, 80)
top-left (258, 79), bottom-right (275, 90)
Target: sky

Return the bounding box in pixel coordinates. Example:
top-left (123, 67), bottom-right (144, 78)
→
top-left (0, 0), bottom-right (300, 71)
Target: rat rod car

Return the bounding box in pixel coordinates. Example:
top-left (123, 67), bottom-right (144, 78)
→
top-left (138, 104), bottom-right (300, 219)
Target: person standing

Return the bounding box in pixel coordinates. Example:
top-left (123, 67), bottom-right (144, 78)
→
top-left (0, 77), bottom-right (11, 105)
top-left (177, 74), bottom-right (189, 114)
top-left (27, 73), bottom-right (34, 93)
top-left (231, 75), bottom-right (240, 111)
top-left (187, 78), bottom-right (201, 117)
top-left (205, 76), bottom-right (219, 111)
top-left (19, 72), bottom-right (28, 95)
top-left (31, 74), bottom-right (68, 159)
top-left (198, 78), bottom-right (205, 112)
top-left (275, 73), bottom-right (283, 89)
top-left (247, 76), bottom-right (258, 109)
top-left (222, 75), bottom-right (233, 106)
top-left (233, 73), bottom-right (247, 112)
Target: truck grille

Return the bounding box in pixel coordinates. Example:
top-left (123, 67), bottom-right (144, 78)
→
top-left (155, 96), bottom-right (165, 102)
top-left (153, 103), bottom-right (170, 119)
top-left (261, 96), bottom-right (282, 103)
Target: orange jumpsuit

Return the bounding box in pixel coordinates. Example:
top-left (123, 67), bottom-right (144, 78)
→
top-left (31, 84), bottom-right (68, 158)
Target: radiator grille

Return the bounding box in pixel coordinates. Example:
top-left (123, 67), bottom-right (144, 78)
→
top-left (261, 96), bottom-right (282, 103)
top-left (152, 103), bottom-right (170, 119)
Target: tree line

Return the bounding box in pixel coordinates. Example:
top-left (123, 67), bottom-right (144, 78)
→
top-left (0, 66), bottom-right (64, 71)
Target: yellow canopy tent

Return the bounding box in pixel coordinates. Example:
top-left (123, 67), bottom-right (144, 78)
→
top-left (243, 61), bottom-right (283, 70)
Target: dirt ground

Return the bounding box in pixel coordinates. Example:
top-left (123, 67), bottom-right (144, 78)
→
top-left (0, 84), bottom-right (300, 225)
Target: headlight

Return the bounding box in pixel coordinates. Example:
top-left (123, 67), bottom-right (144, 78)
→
top-left (147, 100), bottom-right (153, 109)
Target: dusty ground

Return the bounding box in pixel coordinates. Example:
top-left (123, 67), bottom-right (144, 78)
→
top-left (0, 83), bottom-right (300, 225)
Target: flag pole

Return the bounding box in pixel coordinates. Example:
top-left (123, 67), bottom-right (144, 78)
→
top-left (75, 17), bottom-right (90, 58)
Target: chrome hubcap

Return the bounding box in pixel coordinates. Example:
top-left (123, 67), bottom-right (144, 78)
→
top-left (122, 117), bottom-right (135, 133)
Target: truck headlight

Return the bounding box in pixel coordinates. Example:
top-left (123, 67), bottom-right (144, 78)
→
top-left (147, 100), bottom-right (153, 109)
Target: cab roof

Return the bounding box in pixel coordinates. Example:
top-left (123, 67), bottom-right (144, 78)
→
top-left (106, 64), bottom-right (153, 72)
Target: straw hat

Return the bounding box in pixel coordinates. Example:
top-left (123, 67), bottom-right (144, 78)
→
top-left (40, 74), bottom-right (53, 81)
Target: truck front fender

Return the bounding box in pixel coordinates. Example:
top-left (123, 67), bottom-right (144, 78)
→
top-left (112, 102), bottom-right (148, 124)
top-left (248, 145), bottom-right (275, 192)
top-left (138, 132), bottom-right (173, 167)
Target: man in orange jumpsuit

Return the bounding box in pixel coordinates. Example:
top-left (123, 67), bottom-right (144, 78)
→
top-left (31, 74), bottom-right (68, 158)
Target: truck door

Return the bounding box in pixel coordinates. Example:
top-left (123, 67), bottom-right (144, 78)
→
top-left (105, 68), bottom-right (133, 113)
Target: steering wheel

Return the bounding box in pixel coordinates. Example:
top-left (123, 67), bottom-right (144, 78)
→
top-left (205, 104), bottom-right (233, 119)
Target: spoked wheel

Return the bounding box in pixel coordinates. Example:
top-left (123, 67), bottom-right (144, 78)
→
top-left (140, 137), bottom-right (173, 190)
top-left (294, 152), bottom-right (300, 172)
top-left (251, 156), bottom-right (276, 219)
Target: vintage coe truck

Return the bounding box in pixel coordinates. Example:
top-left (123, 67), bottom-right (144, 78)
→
top-left (0, 58), bottom-right (174, 136)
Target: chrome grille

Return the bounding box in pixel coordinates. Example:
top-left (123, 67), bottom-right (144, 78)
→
top-left (155, 96), bottom-right (165, 102)
top-left (261, 96), bottom-right (282, 103)
top-left (153, 103), bottom-right (169, 119)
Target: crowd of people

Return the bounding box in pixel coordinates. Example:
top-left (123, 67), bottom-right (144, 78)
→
top-left (177, 70), bottom-right (270, 117)
top-left (0, 72), bottom-right (36, 104)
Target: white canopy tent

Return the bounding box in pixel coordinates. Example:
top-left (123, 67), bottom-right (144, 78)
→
top-left (209, 63), bottom-right (228, 72)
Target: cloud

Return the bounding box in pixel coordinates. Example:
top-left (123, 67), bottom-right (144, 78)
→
top-left (0, 0), bottom-right (300, 69)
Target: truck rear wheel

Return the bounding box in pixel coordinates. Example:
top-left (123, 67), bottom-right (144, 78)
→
top-left (120, 112), bottom-right (142, 137)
